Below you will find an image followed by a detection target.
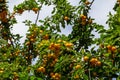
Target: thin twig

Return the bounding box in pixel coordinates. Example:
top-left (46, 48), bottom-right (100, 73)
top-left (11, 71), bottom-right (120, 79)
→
top-left (35, 9), bottom-right (40, 25)
top-left (35, 4), bottom-right (43, 25)
top-left (88, 68), bottom-right (91, 80)
top-left (89, 0), bottom-right (95, 8)
top-left (9, 11), bottom-right (16, 19)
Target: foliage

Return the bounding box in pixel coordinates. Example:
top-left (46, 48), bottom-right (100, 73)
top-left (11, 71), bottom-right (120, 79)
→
top-left (0, 0), bottom-right (120, 80)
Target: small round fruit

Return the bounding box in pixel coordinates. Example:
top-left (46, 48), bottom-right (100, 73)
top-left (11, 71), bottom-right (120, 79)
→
top-left (75, 64), bottom-right (81, 69)
top-left (85, 1), bottom-right (90, 5)
top-left (90, 58), bottom-right (98, 65)
top-left (64, 16), bottom-right (69, 21)
top-left (52, 75), bottom-right (56, 79)
top-left (74, 75), bottom-right (79, 79)
top-left (43, 34), bottom-right (49, 40)
top-left (80, 14), bottom-right (87, 20)
top-left (107, 45), bottom-right (112, 50)
top-left (57, 39), bottom-right (62, 43)
top-left (0, 70), bottom-right (4, 73)
top-left (43, 55), bottom-right (47, 59)
top-left (50, 72), bottom-right (54, 77)
top-left (32, 8), bottom-right (39, 14)
top-left (30, 38), bottom-right (35, 42)
top-left (54, 43), bottom-right (61, 50)
top-left (55, 73), bottom-right (59, 77)
top-left (37, 66), bottom-right (45, 73)
top-left (40, 30), bottom-right (43, 33)
top-left (65, 42), bottom-right (73, 48)
top-left (83, 56), bottom-right (89, 62)
top-left (117, 0), bottom-right (120, 3)
top-left (111, 46), bottom-right (117, 52)
top-left (96, 61), bottom-right (102, 67)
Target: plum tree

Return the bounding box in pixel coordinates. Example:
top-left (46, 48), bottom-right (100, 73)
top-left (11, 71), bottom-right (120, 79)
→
top-left (0, 0), bottom-right (120, 80)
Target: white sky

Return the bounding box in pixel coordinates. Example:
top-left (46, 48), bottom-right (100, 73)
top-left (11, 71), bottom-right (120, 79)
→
top-left (8, 0), bottom-right (116, 43)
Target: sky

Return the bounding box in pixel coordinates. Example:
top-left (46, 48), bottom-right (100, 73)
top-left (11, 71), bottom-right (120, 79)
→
top-left (7, 0), bottom-right (116, 43)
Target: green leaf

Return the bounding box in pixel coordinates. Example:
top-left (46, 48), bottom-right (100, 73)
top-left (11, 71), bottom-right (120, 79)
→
top-left (39, 20), bottom-right (44, 23)
top-left (37, 78), bottom-right (43, 80)
top-left (29, 76), bottom-right (36, 80)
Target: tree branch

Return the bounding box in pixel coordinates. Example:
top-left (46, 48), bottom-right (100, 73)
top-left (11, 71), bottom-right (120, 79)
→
top-left (35, 4), bottom-right (43, 25)
top-left (89, 0), bottom-right (95, 8)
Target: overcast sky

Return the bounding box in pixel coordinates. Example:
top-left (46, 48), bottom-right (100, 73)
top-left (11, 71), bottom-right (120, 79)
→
top-left (8, 0), bottom-right (116, 43)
